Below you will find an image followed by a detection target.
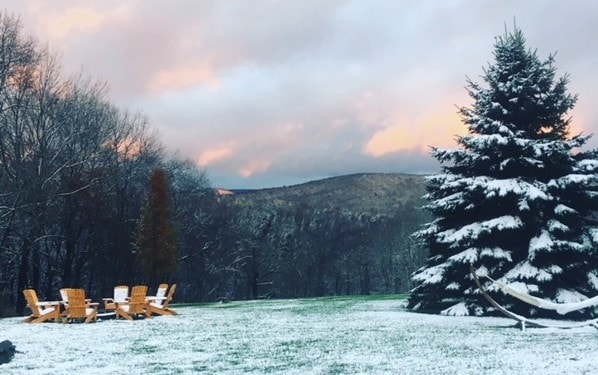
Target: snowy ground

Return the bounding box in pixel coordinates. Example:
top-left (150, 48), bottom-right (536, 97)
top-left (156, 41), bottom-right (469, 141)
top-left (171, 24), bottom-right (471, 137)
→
top-left (1, 295), bottom-right (596, 374)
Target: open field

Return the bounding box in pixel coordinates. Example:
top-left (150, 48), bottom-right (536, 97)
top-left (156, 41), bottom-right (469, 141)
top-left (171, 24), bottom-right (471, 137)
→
top-left (1, 295), bottom-right (596, 374)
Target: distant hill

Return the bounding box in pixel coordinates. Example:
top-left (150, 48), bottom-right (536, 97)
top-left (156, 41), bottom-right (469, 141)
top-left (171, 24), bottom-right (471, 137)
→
top-left (226, 173), bottom-right (427, 216)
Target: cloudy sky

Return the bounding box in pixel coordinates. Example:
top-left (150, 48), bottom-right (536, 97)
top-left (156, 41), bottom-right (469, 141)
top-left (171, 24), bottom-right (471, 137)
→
top-left (4, 1), bottom-right (598, 188)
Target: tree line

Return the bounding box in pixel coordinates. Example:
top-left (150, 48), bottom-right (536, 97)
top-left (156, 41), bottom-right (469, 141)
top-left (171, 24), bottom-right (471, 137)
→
top-left (180, 192), bottom-right (428, 302)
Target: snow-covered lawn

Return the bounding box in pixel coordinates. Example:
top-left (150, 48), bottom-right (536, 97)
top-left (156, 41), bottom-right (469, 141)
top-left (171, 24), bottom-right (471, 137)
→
top-left (1, 295), bottom-right (596, 374)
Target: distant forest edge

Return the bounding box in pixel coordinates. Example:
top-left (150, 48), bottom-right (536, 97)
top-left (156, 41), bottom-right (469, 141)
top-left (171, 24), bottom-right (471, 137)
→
top-left (202, 173), bottom-right (430, 301)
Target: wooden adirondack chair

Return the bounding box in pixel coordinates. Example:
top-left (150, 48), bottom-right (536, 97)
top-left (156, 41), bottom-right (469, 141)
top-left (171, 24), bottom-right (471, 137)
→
top-left (146, 283), bottom-right (167, 307)
top-left (63, 289), bottom-right (99, 324)
top-left (60, 288), bottom-right (93, 316)
top-left (59, 288), bottom-right (73, 317)
top-left (115, 285), bottom-right (151, 321)
top-left (102, 285), bottom-right (129, 312)
top-left (148, 284), bottom-right (178, 316)
top-left (153, 284), bottom-right (169, 300)
top-left (22, 289), bottom-right (61, 323)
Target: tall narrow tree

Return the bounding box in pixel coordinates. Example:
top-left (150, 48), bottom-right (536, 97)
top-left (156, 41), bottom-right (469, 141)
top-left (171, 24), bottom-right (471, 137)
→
top-left (408, 27), bottom-right (598, 319)
top-left (136, 168), bottom-right (178, 283)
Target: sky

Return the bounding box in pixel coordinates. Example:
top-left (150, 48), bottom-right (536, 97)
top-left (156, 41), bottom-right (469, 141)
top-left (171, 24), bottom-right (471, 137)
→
top-left (3, 0), bottom-right (598, 189)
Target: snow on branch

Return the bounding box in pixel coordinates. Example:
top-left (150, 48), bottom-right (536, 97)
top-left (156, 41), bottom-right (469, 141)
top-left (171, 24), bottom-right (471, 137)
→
top-left (576, 159), bottom-right (598, 173)
top-left (529, 230), bottom-right (553, 259)
top-left (589, 229), bottom-right (598, 243)
top-left (479, 247), bottom-right (512, 261)
top-left (447, 248), bottom-right (478, 263)
top-left (440, 302), bottom-right (470, 316)
top-left (547, 219), bottom-right (569, 233)
top-left (504, 261), bottom-right (562, 282)
top-left (412, 264), bottom-right (446, 285)
top-left (554, 204), bottom-right (578, 216)
top-left (549, 174), bottom-right (596, 189)
top-left (437, 215), bottom-right (522, 246)
top-left (481, 178), bottom-right (548, 200)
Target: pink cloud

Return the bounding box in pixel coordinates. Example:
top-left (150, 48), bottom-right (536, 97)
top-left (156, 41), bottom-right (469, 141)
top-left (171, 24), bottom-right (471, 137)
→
top-left (196, 144), bottom-right (235, 167)
top-left (148, 62), bottom-right (220, 94)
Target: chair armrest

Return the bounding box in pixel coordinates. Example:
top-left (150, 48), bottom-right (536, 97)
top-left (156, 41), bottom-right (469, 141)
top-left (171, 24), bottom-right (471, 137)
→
top-left (88, 302), bottom-right (100, 307)
top-left (37, 301), bottom-right (60, 307)
top-left (102, 298), bottom-right (114, 302)
top-left (146, 296), bottom-right (167, 301)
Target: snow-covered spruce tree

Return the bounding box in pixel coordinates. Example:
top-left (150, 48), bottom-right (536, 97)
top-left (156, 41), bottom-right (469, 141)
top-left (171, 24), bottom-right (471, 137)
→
top-left (408, 28), bottom-right (598, 319)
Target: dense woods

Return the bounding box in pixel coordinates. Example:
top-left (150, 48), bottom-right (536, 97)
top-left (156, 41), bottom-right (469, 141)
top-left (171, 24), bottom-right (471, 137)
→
top-left (0, 13), bottom-right (429, 316)
top-left (187, 174), bottom-right (428, 302)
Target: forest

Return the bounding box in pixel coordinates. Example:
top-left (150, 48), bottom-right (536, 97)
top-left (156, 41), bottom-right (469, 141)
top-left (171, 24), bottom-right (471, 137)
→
top-left (186, 173), bottom-right (428, 302)
top-left (0, 13), bottom-right (428, 316)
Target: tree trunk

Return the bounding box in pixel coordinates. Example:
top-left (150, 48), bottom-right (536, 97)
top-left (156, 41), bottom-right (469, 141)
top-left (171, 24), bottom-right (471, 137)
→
top-left (15, 240), bottom-right (30, 315)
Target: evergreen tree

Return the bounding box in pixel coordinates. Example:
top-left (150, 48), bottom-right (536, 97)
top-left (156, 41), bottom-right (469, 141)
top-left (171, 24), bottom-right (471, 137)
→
top-left (136, 168), bottom-right (178, 283)
top-left (408, 27), bottom-right (598, 319)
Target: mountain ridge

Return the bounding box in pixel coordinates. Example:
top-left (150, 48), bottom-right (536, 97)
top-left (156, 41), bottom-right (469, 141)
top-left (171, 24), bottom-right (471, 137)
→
top-left (219, 172), bottom-right (428, 216)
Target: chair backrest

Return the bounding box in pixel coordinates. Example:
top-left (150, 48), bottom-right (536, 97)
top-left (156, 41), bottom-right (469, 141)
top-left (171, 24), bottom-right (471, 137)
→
top-left (113, 285), bottom-right (129, 303)
top-left (163, 284), bottom-right (177, 308)
top-left (59, 288), bottom-right (73, 304)
top-left (129, 285), bottom-right (148, 314)
top-left (156, 284), bottom-right (168, 298)
top-left (66, 289), bottom-right (88, 318)
top-left (153, 283), bottom-right (168, 306)
top-left (23, 289), bottom-right (41, 316)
